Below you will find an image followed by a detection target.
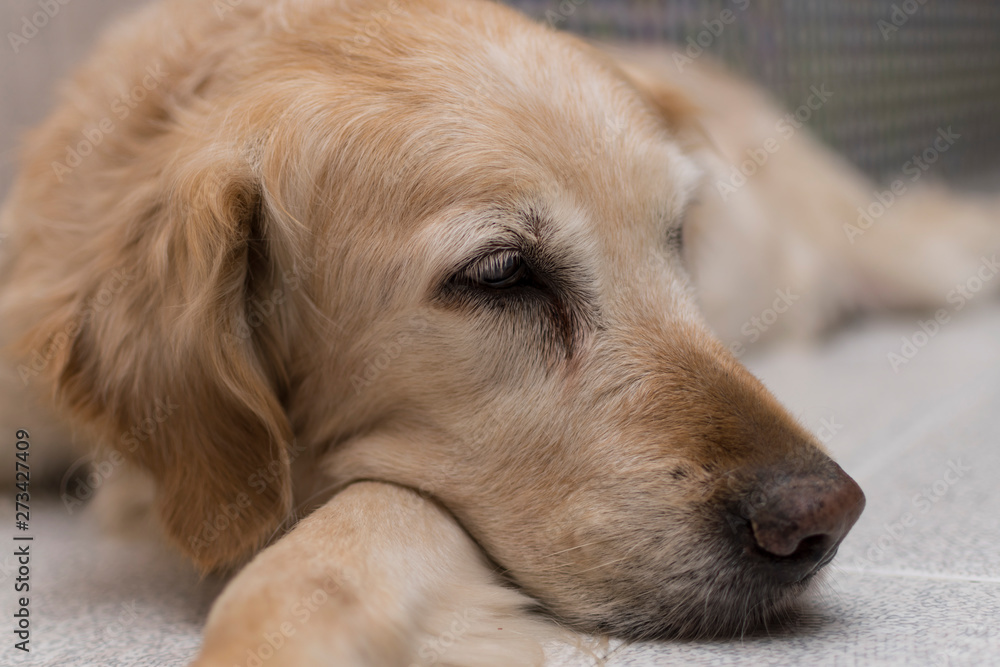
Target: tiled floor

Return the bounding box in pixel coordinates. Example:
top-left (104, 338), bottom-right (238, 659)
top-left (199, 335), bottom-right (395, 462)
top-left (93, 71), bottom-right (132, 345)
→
top-left (2, 305), bottom-right (998, 666)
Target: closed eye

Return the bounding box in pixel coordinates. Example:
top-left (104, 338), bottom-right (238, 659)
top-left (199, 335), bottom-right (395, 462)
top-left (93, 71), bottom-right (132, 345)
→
top-left (666, 223), bottom-right (684, 254)
top-left (433, 228), bottom-right (599, 359)
top-left (458, 249), bottom-right (531, 289)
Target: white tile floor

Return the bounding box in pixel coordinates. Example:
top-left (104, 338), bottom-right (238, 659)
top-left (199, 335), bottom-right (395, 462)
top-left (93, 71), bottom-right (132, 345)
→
top-left (2, 305), bottom-right (999, 667)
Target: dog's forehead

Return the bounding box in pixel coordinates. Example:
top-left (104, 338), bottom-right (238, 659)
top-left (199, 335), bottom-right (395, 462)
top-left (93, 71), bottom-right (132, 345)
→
top-left (262, 0), bottom-right (698, 249)
top-left (433, 25), bottom-right (691, 204)
top-left (318, 6), bottom-right (694, 230)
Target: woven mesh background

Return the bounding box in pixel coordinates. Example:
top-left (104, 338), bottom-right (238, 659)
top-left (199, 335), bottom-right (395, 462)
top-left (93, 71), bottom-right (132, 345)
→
top-left (504, 0), bottom-right (1000, 184)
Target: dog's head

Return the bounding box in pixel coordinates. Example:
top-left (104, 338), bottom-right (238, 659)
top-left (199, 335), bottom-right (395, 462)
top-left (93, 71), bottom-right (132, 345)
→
top-left (12, 0), bottom-right (863, 639)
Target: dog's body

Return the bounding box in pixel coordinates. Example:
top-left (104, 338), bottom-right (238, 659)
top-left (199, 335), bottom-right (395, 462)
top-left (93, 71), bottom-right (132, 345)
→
top-left (1, 0), bottom-right (998, 664)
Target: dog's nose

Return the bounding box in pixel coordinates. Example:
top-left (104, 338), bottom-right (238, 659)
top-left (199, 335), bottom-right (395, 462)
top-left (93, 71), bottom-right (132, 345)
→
top-left (746, 464), bottom-right (865, 567)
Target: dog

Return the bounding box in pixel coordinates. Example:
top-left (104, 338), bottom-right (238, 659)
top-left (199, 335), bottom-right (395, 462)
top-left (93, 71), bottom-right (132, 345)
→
top-left (2, 0), bottom-right (998, 664)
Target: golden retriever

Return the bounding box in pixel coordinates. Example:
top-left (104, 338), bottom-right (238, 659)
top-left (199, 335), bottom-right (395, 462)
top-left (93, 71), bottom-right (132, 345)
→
top-left (1, 0), bottom-right (998, 664)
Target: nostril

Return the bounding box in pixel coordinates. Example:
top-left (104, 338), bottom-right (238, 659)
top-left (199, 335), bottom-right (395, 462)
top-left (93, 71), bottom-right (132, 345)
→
top-left (745, 464), bottom-right (866, 563)
top-left (751, 525), bottom-right (829, 560)
top-left (750, 513), bottom-right (831, 558)
top-left (789, 534), bottom-right (828, 560)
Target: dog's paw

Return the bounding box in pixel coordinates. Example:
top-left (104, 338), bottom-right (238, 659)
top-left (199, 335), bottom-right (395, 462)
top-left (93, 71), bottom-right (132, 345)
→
top-left (848, 185), bottom-right (1000, 312)
top-left (191, 482), bottom-right (586, 667)
top-left (406, 566), bottom-right (580, 667)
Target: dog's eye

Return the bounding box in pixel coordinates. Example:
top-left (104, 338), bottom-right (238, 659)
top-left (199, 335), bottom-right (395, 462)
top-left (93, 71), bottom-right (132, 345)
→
top-left (666, 223), bottom-right (685, 254)
top-left (464, 250), bottom-right (529, 288)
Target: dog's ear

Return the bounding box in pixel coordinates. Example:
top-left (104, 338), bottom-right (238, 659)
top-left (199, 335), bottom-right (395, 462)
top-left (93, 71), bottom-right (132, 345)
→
top-left (22, 153), bottom-right (298, 571)
top-left (629, 70), bottom-right (702, 136)
top-left (621, 64), bottom-right (710, 152)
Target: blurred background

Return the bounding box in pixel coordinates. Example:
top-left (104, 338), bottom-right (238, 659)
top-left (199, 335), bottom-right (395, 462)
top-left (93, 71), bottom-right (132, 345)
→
top-left (3, 0), bottom-right (1000, 196)
top-left (509, 0), bottom-right (1000, 184)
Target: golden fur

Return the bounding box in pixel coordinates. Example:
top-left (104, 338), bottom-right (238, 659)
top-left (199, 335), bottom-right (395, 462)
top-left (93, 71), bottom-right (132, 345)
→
top-left (1, 0), bottom-right (998, 664)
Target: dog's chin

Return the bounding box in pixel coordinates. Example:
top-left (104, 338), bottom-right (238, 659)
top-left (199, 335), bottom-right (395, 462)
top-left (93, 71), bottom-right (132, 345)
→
top-left (566, 551), bottom-right (830, 642)
top-left (603, 576), bottom-right (818, 641)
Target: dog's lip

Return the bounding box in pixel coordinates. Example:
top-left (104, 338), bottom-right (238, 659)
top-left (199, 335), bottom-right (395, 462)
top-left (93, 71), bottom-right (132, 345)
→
top-left (797, 544), bottom-right (839, 583)
top-left (738, 530), bottom-right (841, 585)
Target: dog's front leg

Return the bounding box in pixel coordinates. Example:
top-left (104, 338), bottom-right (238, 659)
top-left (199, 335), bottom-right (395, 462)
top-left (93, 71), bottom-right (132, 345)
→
top-left (192, 481), bottom-right (559, 667)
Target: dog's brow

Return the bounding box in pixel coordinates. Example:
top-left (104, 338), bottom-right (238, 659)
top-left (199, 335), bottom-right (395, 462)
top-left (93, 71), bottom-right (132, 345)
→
top-left (461, 205), bottom-right (546, 250)
top-left (521, 206), bottom-right (546, 237)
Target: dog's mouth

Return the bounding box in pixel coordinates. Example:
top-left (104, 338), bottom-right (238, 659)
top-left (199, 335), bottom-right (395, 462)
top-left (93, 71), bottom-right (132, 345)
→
top-left (763, 538), bottom-right (840, 583)
top-left (578, 553), bottom-right (821, 641)
top-left (730, 517), bottom-right (847, 587)
top-left (526, 462), bottom-right (865, 641)
top-left (587, 541), bottom-right (835, 641)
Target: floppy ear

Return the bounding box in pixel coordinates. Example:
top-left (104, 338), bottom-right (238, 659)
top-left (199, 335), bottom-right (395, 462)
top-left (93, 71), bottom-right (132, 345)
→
top-left (22, 153), bottom-right (297, 571)
top-left (619, 63), bottom-right (710, 153)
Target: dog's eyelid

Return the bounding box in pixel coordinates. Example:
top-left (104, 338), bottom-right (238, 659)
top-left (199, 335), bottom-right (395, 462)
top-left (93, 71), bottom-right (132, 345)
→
top-left (662, 195), bottom-right (697, 254)
top-left (454, 238), bottom-right (536, 278)
top-left (459, 249), bottom-right (529, 289)
top-left (665, 222), bottom-right (685, 253)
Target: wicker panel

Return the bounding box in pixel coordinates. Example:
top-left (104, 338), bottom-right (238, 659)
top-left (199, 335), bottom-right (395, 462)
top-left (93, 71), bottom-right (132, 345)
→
top-left (505, 0), bottom-right (1000, 183)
